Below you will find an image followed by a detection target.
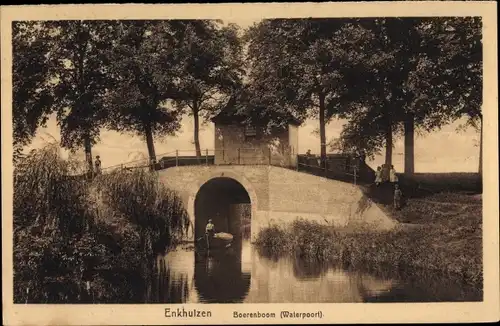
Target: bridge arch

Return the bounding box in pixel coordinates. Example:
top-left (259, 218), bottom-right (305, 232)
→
top-left (187, 170), bottom-right (258, 240)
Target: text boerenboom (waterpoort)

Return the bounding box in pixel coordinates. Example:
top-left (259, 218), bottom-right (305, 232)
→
top-left (232, 310), bottom-right (323, 319)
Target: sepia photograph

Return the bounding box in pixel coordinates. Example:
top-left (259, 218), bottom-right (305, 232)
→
top-left (2, 2), bottom-right (498, 325)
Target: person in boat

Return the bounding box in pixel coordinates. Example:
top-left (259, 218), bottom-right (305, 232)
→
top-left (205, 219), bottom-right (215, 240)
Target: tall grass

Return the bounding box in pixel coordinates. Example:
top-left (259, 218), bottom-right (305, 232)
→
top-left (13, 144), bottom-right (189, 303)
top-left (92, 168), bottom-right (189, 254)
top-left (255, 218), bottom-right (482, 287)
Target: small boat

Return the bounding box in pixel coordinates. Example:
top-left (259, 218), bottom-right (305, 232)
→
top-left (197, 232), bottom-right (234, 250)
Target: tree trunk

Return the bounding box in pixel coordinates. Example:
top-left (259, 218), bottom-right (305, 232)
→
top-left (478, 116), bottom-right (483, 177)
top-left (404, 113), bottom-right (415, 175)
top-left (385, 122), bottom-right (393, 166)
top-left (193, 102), bottom-right (202, 162)
top-left (318, 92), bottom-right (327, 170)
top-left (77, 24), bottom-right (92, 176)
top-left (84, 135), bottom-right (93, 174)
top-left (144, 122), bottom-right (156, 170)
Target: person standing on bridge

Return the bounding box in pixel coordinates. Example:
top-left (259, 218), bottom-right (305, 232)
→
top-left (94, 156), bottom-right (102, 175)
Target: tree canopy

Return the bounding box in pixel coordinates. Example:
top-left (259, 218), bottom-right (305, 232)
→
top-left (172, 21), bottom-right (245, 158)
top-left (13, 21), bottom-right (119, 169)
top-left (244, 18), bottom-right (374, 165)
top-left (12, 22), bottom-right (55, 150)
top-left (48, 21), bottom-right (118, 154)
top-left (12, 18), bottom-right (482, 174)
top-left (332, 17), bottom-right (482, 170)
top-left (105, 21), bottom-right (189, 164)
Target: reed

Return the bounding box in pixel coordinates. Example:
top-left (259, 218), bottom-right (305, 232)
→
top-left (13, 144), bottom-right (189, 303)
top-left (92, 168), bottom-right (190, 254)
top-left (255, 196), bottom-right (482, 287)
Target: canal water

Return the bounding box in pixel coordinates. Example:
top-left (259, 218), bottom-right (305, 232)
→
top-left (151, 240), bottom-right (481, 303)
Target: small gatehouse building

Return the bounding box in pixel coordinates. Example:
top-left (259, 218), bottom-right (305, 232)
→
top-left (211, 106), bottom-right (300, 168)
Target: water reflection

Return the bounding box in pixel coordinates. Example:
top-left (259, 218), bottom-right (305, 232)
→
top-left (194, 243), bottom-right (251, 303)
top-left (151, 240), bottom-right (481, 303)
top-left (292, 257), bottom-right (331, 279)
top-left (245, 251), bottom-right (394, 303)
top-left (154, 256), bottom-right (190, 303)
top-left (358, 269), bottom-right (482, 302)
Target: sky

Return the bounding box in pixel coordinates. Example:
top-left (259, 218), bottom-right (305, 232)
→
top-left (27, 113), bottom-right (480, 173)
top-left (24, 18), bottom-right (481, 173)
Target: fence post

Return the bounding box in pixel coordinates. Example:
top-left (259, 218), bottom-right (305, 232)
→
top-left (205, 149), bottom-right (208, 166)
top-left (175, 150), bottom-right (179, 167)
top-left (354, 166), bottom-right (357, 185)
top-left (238, 148), bottom-right (241, 165)
top-left (268, 148), bottom-right (271, 165)
top-left (121, 164), bottom-right (123, 170)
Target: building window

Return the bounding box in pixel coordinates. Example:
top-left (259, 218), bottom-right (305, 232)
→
top-left (244, 124), bottom-right (257, 140)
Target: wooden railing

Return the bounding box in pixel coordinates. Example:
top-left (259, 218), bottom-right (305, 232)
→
top-left (88, 149), bottom-right (374, 185)
top-left (296, 155), bottom-right (375, 185)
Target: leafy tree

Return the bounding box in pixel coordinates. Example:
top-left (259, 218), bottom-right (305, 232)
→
top-left (330, 104), bottom-right (393, 161)
top-left (245, 19), bottom-right (371, 168)
top-left (426, 17), bottom-right (482, 175)
top-left (400, 17), bottom-right (482, 175)
top-left (172, 21), bottom-right (244, 159)
top-left (222, 84), bottom-right (302, 135)
top-left (47, 20), bottom-right (118, 172)
top-left (106, 21), bottom-right (186, 167)
top-left (12, 22), bottom-right (55, 158)
top-left (13, 21), bottom-right (118, 171)
top-left (334, 17), bottom-right (482, 174)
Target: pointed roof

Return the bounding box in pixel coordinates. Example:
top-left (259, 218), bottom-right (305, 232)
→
top-left (211, 94), bottom-right (245, 124)
top-left (211, 92), bottom-right (301, 126)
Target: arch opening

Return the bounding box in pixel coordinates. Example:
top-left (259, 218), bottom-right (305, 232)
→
top-left (194, 177), bottom-right (251, 241)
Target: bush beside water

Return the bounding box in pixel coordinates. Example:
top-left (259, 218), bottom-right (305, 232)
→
top-left (13, 144), bottom-right (189, 303)
top-left (255, 212), bottom-right (482, 287)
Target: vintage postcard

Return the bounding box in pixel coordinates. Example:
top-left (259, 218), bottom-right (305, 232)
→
top-left (1, 2), bottom-right (499, 325)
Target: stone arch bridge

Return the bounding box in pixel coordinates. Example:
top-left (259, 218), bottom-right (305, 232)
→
top-left (158, 165), bottom-right (396, 242)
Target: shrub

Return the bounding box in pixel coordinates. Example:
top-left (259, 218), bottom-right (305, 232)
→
top-left (255, 218), bottom-right (482, 287)
top-left (13, 144), bottom-right (189, 303)
top-left (92, 169), bottom-right (190, 255)
top-left (254, 225), bottom-right (291, 258)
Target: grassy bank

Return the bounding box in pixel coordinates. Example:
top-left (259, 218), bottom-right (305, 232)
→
top-left (255, 192), bottom-right (482, 287)
top-left (13, 144), bottom-right (189, 303)
top-left (401, 172), bottom-right (482, 194)
top-left (362, 172), bottom-right (481, 207)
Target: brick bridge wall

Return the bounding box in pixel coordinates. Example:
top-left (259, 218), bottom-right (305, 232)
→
top-left (158, 165), bottom-right (396, 241)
